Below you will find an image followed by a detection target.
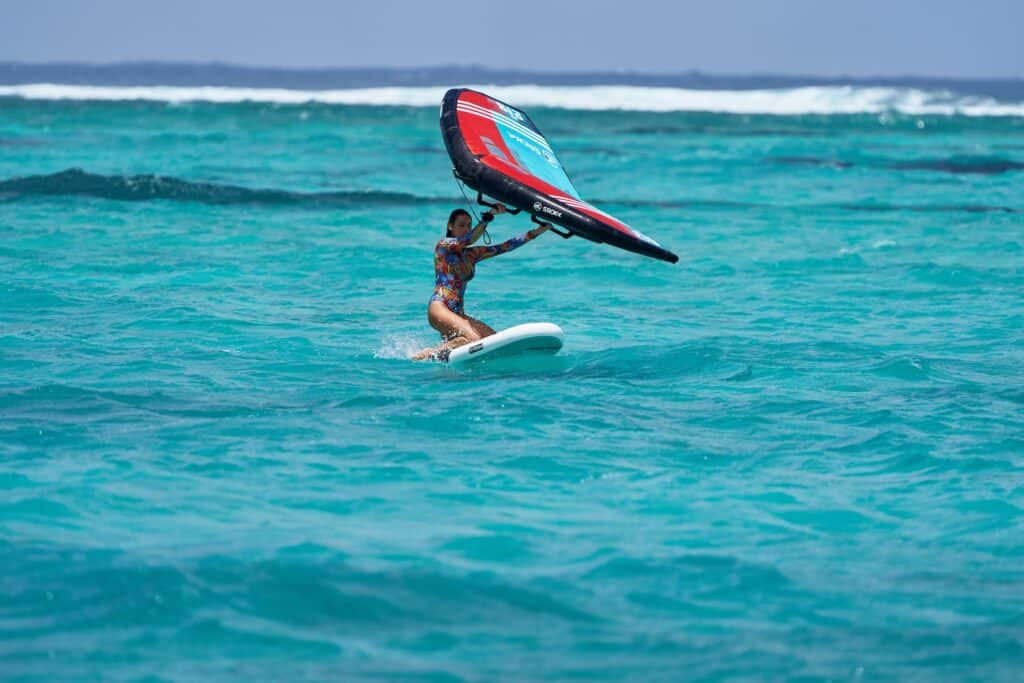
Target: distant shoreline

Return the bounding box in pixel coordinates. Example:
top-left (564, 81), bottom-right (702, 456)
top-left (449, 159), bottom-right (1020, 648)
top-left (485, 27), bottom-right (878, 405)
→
top-left (2, 61), bottom-right (1022, 100)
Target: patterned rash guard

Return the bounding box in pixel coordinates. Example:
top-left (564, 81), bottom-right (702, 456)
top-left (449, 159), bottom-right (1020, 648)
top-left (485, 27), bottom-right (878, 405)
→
top-left (429, 230), bottom-right (538, 314)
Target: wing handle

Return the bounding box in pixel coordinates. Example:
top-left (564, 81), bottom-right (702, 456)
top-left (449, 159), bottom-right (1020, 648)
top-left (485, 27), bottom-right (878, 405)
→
top-left (476, 191), bottom-right (522, 215)
top-left (532, 213), bottom-right (572, 239)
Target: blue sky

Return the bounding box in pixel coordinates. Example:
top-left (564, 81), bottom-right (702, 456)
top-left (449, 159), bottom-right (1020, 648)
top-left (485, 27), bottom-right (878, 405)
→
top-left (3, 0), bottom-right (1021, 78)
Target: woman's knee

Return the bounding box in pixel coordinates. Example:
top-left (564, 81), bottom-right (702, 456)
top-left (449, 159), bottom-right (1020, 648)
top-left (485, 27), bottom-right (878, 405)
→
top-left (466, 317), bottom-right (495, 338)
top-left (452, 326), bottom-right (482, 341)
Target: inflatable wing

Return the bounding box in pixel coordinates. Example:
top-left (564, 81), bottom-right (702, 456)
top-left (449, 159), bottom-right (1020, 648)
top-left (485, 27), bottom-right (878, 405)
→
top-left (440, 88), bottom-right (678, 264)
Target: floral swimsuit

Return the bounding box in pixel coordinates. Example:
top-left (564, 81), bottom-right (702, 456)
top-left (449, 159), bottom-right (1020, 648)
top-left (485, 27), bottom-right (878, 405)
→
top-left (429, 230), bottom-right (537, 315)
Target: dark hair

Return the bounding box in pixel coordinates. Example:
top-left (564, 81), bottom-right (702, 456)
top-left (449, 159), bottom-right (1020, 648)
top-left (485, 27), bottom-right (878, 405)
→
top-left (446, 209), bottom-right (471, 237)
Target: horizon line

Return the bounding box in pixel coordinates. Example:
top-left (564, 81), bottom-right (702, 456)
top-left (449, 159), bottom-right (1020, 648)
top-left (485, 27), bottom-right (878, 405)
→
top-left (2, 60), bottom-right (1022, 85)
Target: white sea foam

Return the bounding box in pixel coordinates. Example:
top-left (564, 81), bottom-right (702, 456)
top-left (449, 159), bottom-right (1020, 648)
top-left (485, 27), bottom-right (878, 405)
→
top-left (2, 83), bottom-right (1023, 117)
top-left (374, 334), bottom-right (429, 360)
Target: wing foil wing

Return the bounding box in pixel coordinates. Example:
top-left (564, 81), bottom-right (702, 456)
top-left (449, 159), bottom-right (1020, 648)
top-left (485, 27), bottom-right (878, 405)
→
top-left (441, 88), bottom-right (678, 264)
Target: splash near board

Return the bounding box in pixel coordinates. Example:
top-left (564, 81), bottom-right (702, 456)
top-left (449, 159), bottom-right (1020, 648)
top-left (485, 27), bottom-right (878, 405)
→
top-left (440, 88), bottom-right (679, 264)
top-left (447, 323), bottom-right (565, 368)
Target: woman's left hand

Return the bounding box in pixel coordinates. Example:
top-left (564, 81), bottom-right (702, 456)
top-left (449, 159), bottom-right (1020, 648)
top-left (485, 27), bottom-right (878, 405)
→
top-left (492, 203), bottom-right (507, 215)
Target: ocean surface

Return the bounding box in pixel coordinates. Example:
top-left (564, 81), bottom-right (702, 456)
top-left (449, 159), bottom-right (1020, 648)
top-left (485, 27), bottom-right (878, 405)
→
top-left (2, 65), bottom-right (1023, 682)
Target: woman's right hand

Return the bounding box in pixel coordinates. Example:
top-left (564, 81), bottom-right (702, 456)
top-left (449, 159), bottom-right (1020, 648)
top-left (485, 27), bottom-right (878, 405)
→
top-left (492, 203), bottom-right (507, 215)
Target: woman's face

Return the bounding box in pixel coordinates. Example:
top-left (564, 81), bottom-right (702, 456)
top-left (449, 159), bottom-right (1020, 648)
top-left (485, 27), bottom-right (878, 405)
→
top-left (448, 214), bottom-right (473, 238)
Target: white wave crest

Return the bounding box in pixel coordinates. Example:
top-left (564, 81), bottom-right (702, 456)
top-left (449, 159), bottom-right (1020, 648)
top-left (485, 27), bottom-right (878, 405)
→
top-left (2, 83), bottom-right (1023, 117)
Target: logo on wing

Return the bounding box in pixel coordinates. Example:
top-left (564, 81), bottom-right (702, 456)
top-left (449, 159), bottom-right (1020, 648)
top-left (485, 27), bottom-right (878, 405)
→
top-left (533, 202), bottom-right (563, 218)
top-left (497, 102), bottom-right (526, 122)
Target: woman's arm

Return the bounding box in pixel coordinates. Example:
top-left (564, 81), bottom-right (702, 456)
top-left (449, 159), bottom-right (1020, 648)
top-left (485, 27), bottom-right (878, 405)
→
top-left (455, 203), bottom-right (508, 245)
top-left (468, 222), bottom-right (550, 262)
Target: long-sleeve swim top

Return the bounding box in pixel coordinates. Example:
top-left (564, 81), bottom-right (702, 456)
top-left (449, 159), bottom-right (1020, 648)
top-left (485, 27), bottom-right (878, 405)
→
top-left (429, 230), bottom-right (538, 315)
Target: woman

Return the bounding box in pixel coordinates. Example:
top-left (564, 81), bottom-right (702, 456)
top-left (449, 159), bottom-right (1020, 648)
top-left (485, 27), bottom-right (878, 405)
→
top-left (413, 203), bottom-right (550, 360)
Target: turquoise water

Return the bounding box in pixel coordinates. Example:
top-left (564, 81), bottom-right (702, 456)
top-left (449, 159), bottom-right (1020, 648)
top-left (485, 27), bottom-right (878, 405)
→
top-left (2, 96), bottom-right (1024, 681)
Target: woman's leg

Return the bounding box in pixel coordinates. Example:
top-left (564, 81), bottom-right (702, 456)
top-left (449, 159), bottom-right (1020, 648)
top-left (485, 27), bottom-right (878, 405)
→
top-left (427, 301), bottom-right (482, 342)
top-left (411, 337), bottom-right (466, 361)
top-left (411, 302), bottom-right (481, 360)
top-left (464, 314), bottom-right (496, 338)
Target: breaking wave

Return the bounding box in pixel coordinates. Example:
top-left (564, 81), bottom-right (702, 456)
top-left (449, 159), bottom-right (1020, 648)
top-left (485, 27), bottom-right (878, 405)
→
top-left (3, 83), bottom-right (1024, 116)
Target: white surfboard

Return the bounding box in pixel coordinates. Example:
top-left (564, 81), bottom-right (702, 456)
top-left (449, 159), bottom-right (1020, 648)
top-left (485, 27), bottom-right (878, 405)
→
top-left (447, 322), bottom-right (564, 367)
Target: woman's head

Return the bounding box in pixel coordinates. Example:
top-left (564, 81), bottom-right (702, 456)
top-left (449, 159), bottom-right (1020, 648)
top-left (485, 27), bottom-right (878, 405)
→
top-left (446, 208), bottom-right (472, 238)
